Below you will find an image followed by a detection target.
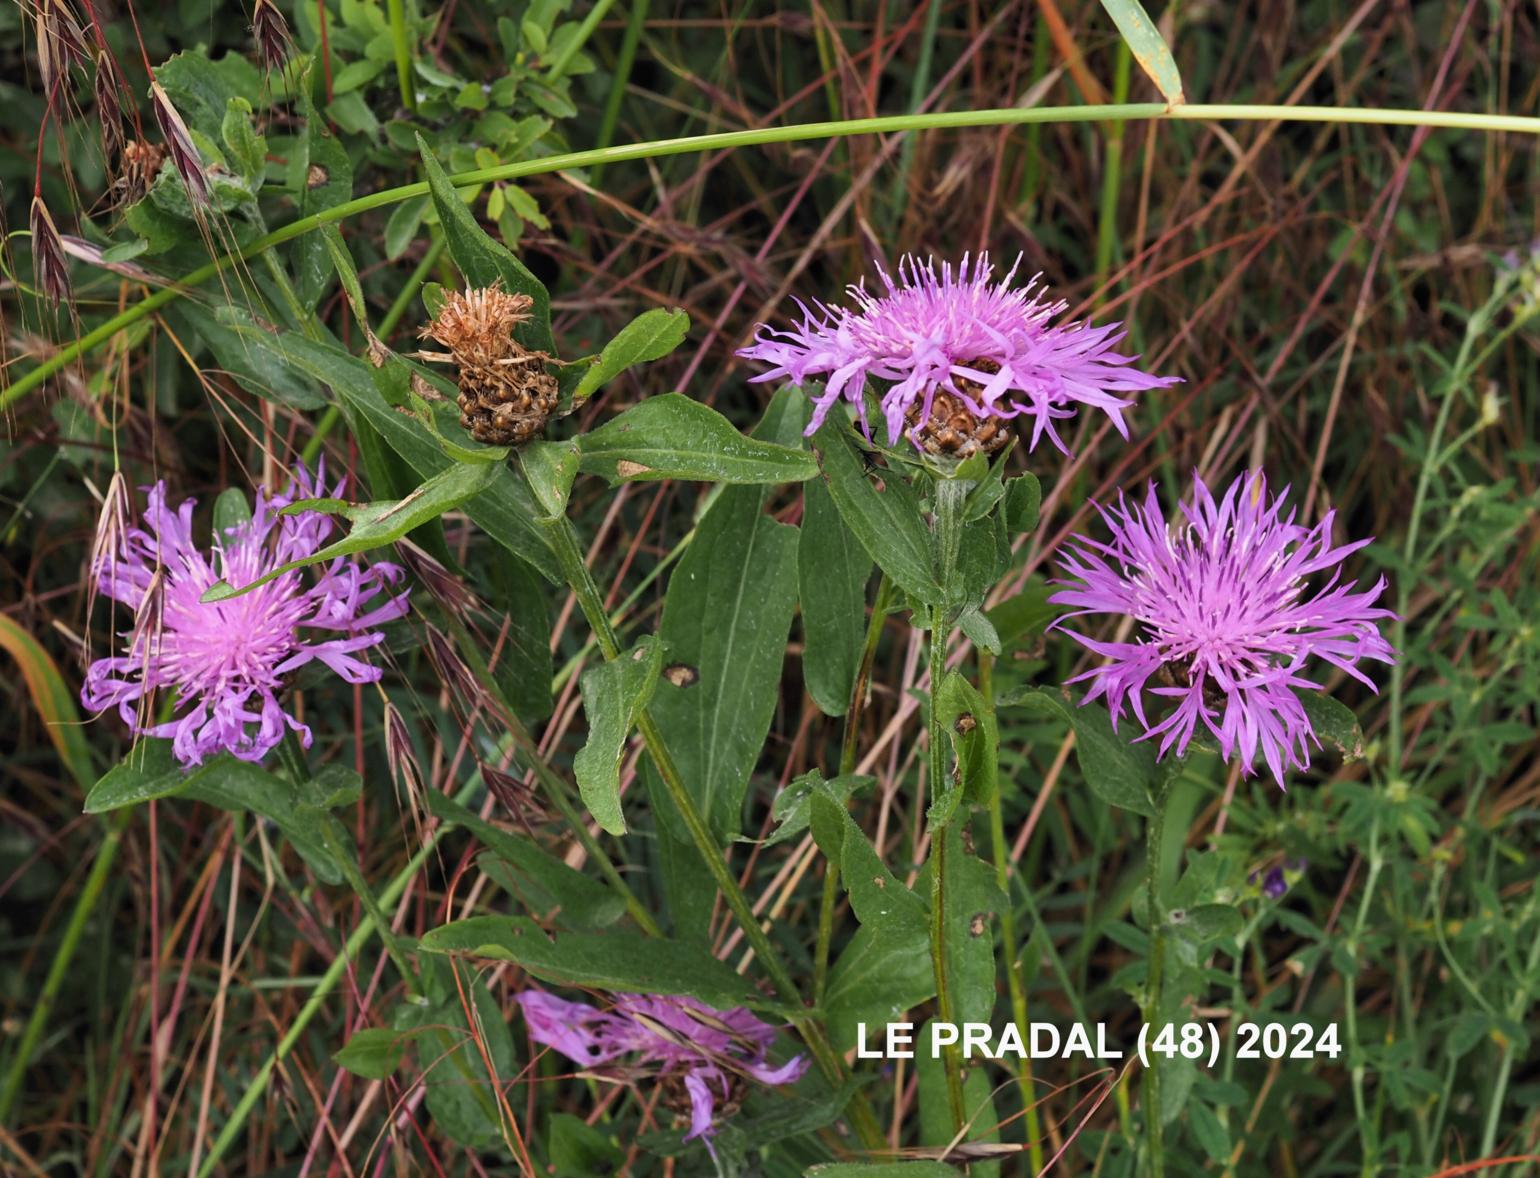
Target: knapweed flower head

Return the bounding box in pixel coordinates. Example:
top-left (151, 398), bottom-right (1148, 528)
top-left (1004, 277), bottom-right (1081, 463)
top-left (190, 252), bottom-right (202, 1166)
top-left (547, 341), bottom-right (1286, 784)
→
top-left (81, 462), bottom-right (409, 767)
top-left (517, 989), bottom-right (808, 1150)
top-left (737, 253), bottom-right (1180, 456)
top-left (419, 285), bottom-right (557, 446)
top-left (1049, 470), bottom-right (1395, 786)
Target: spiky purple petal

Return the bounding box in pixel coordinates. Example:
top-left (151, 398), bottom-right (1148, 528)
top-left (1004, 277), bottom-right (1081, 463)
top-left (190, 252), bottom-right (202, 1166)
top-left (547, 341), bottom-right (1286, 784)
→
top-left (81, 462), bottom-right (410, 766)
top-left (736, 253), bottom-right (1180, 452)
top-left (1049, 470), bottom-right (1395, 787)
top-left (516, 989), bottom-right (807, 1147)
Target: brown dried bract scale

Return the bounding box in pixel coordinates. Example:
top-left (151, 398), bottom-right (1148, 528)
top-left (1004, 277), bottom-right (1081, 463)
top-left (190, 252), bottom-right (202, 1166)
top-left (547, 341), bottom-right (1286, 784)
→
top-left (115, 140), bottom-right (167, 204)
top-left (906, 359), bottom-right (1012, 459)
top-left (419, 286), bottom-right (558, 446)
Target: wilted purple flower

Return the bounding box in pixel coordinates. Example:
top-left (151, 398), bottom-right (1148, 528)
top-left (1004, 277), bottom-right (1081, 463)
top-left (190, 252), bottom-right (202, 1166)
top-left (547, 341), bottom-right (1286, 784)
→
top-left (1049, 471), bottom-right (1394, 787)
top-left (517, 989), bottom-right (808, 1149)
top-left (81, 462), bottom-right (409, 766)
top-left (737, 253), bottom-right (1180, 453)
top-left (1251, 858), bottom-right (1307, 899)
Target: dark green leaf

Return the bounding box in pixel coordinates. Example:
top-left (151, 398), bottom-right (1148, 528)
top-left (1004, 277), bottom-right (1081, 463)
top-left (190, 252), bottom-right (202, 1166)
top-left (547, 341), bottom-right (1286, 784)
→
top-left (765, 771), bottom-right (870, 848)
top-left (573, 637), bottom-right (663, 835)
top-left (1001, 687), bottom-right (1157, 816)
top-left (84, 742), bottom-right (346, 883)
top-left (799, 475), bottom-right (872, 716)
top-left (426, 792), bottom-right (626, 930)
top-left (334, 1027), bottom-right (414, 1080)
top-left (813, 421), bottom-right (941, 604)
top-left (420, 916), bottom-right (763, 1009)
top-left (571, 307), bottom-right (690, 406)
top-left (578, 393), bottom-right (818, 485)
top-left (418, 136), bottom-right (554, 353)
top-left (824, 923), bottom-right (936, 1053)
top-left (1003, 472), bottom-right (1042, 534)
top-left (1299, 692), bottom-right (1365, 761)
top-left (648, 431), bottom-right (801, 840)
top-left (519, 438), bottom-right (581, 520)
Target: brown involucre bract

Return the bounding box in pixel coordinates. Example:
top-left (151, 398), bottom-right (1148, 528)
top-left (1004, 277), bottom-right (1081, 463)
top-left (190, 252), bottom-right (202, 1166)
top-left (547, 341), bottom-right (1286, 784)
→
top-left (419, 285), bottom-right (558, 446)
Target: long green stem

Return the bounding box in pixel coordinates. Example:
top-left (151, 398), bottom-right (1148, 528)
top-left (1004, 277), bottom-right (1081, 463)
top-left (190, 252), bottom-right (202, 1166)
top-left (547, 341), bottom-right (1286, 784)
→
top-left (0, 813), bottom-right (127, 1124)
top-left (1142, 770), bottom-right (1175, 1178)
top-left (590, 0), bottom-right (649, 184)
top-left (545, 0), bottom-right (619, 83)
top-left (926, 603), bottom-right (966, 1131)
top-left (980, 651), bottom-right (1045, 1173)
top-left (386, 0), bottom-right (416, 112)
top-left (12, 103), bottom-right (1540, 410)
top-left (533, 479), bottom-right (884, 1150)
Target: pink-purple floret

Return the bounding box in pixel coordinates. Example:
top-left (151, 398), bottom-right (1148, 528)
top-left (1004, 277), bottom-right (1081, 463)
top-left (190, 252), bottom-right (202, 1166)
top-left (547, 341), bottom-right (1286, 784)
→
top-left (516, 989), bottom-right (808, 1148)
top-left (1049, 470), bottom-right (1395, 787)
top-left (81, 462), bottom-right (410, 767)
top-left (736, 253), bottom-right (1180, 453)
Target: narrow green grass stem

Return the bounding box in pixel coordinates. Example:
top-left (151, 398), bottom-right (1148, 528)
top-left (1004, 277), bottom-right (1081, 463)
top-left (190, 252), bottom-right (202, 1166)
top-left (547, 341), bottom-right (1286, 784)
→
top-left (591, 0), bottom-right (650, 182)
top-left (0, 813), bottom-right (127, 1125)
top-left (979, 651), bottom-right (1045, 1173)
top-left (12, 103), bottom-right (1540, 411)
top-left (926, 604), bottom-right (966, 1131)
top-left (195, 780), bottom-right (479, 1178)
top-left (1142, 770), bottom-right (1176, 1178)
top-left (386, 0), bottom-right (416, 112)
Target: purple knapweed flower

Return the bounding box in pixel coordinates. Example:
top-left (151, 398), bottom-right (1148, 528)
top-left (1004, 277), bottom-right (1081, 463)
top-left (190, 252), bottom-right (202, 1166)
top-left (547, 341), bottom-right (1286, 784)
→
top-left (736, 253), bottom-right (1180, 453)
top-left (516, 989), bottom-right (808, 1149)
top-left (1049, 470), bottom-right (1395, 787)
top-left (81, 462), bottom-right (409, 767)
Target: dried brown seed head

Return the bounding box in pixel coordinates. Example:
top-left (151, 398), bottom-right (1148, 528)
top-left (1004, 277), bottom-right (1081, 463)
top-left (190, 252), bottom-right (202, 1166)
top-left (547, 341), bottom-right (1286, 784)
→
top-left (420, 287), bottom-right (535, 367)
top-left (422, 286), bottom-right (555, 446)
top-left (150, 81), bottom-right (210, 206)
top-left (907, 360), bottom-right (1012, 459)
top-left (29, 196), bottom-right (71, 304)
top-left (251, 0), bottom-right (293, 72)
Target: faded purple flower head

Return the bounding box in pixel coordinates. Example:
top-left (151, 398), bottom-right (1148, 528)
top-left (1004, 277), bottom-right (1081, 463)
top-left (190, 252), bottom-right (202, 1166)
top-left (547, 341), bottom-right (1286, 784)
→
top-left (1250, 858), bottom-right (1307, 899)
top-left (736, 253), bottom-right (1180, 453)
top-left (1049, 470), bottom-right (1395, 787)
top-left (82, 462), bottom-right (409, 766)
top-left (517, 989), bottom-right (808, 1149)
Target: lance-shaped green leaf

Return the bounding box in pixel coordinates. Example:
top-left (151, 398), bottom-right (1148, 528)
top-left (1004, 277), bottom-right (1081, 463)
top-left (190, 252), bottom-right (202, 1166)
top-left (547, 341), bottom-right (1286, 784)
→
top-left (1299, 692), bottom-right (1365, 761)
top-left (1099, 0), bottom-right (1185, 106)
top-left (293, 64), bottom-right (354, 309)
top-left (84, 741), bottom-right (347, 883)
top-left (932, 671), bottom-right (999, 827)
top-left (200, 462), bottom-right (496, 602)
top-left (824, 923), bottom-right (935, 1053)
top-left (813, 421), bottom-right (942, 604)
top-left (1000, 686), bottom-right (1157, 816)
top-left (419, 916), bottom-right (764, 1010)
top-left (578, 393), bottom-right (818, 485)
top-left (798, 474), bottom-right (872, 716)
top-left (418, 136), bottom-right (554, 353)
top-left (426, 792), bottom-right (626, 929)
top-left (570, 307), bottom-right (690, 406)
top-left (519, 437), bottom-right (581, 519)
top-left (810, 789), bottom-right (927, 933)
top-left (647, 408), bottom-right (801, 840)
top-left (573, 636), bottom-right (664, 835)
